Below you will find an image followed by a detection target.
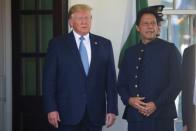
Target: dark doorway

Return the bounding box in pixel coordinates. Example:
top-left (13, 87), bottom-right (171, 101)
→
top-left (12, 0), bottom-right (68, 130)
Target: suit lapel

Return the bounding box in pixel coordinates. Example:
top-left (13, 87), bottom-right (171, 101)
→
top-left (88, 34), bottom-right (98, 77)
top-left (66, 32), bottom-right (99, 77)
top-left (67, 32), bottom-right (87, 76)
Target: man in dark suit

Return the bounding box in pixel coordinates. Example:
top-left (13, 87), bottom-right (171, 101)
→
top-left (117, 7), bottom-right (182, 131)
top-left (43, 4), bottom-right (118, 131)
top-left (182, 44), bottom-right (196, 131)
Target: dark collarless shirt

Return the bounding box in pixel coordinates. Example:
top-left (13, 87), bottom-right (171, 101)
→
top-left (118, 38), bottom-right (182, 122)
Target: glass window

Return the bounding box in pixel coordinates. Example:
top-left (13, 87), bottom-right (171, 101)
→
top-left (20, 0), bottom-right (35, 10)
top-left (160, 15), bottom-right (195, 53)
top-left (160, 0), bottom-right (173, 9)
top-left (38, 0), bottom-right (53, 10)
top-left (20, 15), bottom-right (53, 53)
top-left (20, 0), bottom-right (52, 10)
top-left (176, 0), bottom-right (196, 10)
top-left (148, 0), bottom-right (174, 9)
top-left (171, 15), bottom-right (190, 53)
top-left (148, 0), bottom-right (196, 9)
top-left (21, 58), bottom-right (45, 96)
top-left (21, 15), bottom-right (36, 53)
top-left (21, 58), bottom-right (36, 96)
top-left (39, 15), bottom-right (53, 53)
top-left (160, 15), bottom-right (168, 40)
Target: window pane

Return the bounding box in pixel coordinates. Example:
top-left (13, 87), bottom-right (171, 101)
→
top-left (21, 15), bottom-right (36, 53)
top-left (20, 0), bottom-right (35, 10)
top-left (20, 0), bottom-right (53, 10)
top-left (176, 0), bottom-right (196, 9)
top-left (39, 15), bottom-right (53, 53)
top-left (148, 0), bottom-right (196, 9)
top-left (21, 58), bottom-right (36, 96)
top-left (38, 0), bottom-right (53, 10)
top-left (148, 0), bottom-right (173, 9)
top-left (160, 15), bottom-right (191, 53)
top-left (171, 15), bottom-right (190, 53)
top-left (160, 15), bottom-right (168, 40)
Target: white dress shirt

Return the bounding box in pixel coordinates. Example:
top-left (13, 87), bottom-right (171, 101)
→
top-left (73, 30), bottom-right (91, 65)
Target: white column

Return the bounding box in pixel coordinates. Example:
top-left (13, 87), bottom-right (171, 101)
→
top-left (0, 0), bottom-right (5, 130)
top-left (0, 0), bottom-right (12, 131)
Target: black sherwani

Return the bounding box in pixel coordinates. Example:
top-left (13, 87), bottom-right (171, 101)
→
top-left (118, 38), bottom-right (182, 131)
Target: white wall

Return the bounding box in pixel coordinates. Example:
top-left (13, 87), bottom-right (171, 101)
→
top-left (69, 0), bottom-right (128, 67)
top-left (69, 0), bottom-right (129, 131)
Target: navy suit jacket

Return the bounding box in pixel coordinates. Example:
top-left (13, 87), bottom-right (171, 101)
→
top-left (117, 38), bottom-right (182, 122)
top-left (43, 31), bottom-right (118, 126)
top-left (182, 44), bottom-right (195, 130)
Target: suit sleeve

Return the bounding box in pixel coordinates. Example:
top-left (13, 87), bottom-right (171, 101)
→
top-left (154, 45), bottom-right (182, 107)
top-left (117, 50), bottom-right (131, 106)
top-left (43, 39), bottom-right (58, 113)
top-left (105, 41), bottom-right (118, 115)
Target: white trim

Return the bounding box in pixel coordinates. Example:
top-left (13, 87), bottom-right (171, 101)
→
top-left (167, 15), bottom-right (172, 43)
top-left (0, 0), bottom-right (5, 130)
top-left (5, 0), bottom-right (12, 130)
top-left (163, 10), bottom-right (196, 15)
top-left (190, 15), bottom-right (195, 44)
top-left (173, 0), bottom-right (176, 9)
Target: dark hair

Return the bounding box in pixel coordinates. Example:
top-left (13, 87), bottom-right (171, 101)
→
top-left (136, 5), bottom-right (164, 26)
top-left (136, 9), bottom-right (159, 26)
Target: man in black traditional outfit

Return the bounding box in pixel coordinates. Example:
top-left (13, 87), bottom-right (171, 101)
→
top-left (117, 5), bottom-right (182, 131)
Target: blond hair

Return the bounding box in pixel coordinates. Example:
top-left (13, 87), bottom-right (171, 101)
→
top-left (68, 4), bottom-right (92, 19)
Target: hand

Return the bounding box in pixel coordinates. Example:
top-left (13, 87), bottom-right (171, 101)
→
top-left (105, 113), bottom-right (116, 128)
top-left (139, 102), bottom-right (156, 117)
top-left (128, 97), bottom-right (147, 112)
top-left (183, 125), bottom-right (188, 131)
top-left (48, 111), bottom-right (61, 128)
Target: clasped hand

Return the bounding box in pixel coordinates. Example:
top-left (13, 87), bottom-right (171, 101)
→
top-left (128, 97), bottom-right (156, 117)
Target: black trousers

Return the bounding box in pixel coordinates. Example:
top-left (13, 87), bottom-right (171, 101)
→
top-left (128, 118), bottom-right (174, 131)
top-left (54, 111), bottom-right (102, 131)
